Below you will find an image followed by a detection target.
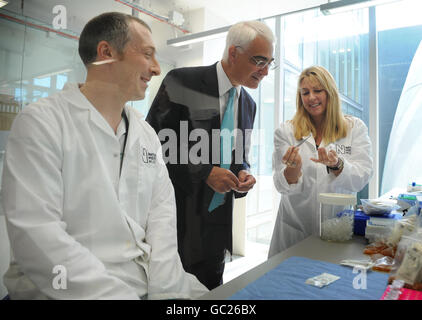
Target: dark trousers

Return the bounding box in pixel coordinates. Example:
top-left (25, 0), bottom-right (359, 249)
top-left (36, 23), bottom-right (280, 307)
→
top-left (184, 252), bottom-right (226, 290)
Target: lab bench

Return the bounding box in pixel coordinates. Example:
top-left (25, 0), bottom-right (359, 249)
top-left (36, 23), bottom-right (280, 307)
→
top-left (199, 235), bottom-right (389, 300)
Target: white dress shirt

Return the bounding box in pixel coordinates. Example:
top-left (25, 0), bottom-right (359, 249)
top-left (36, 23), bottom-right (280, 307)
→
top-left (216, 61), bottom-right (241, 148)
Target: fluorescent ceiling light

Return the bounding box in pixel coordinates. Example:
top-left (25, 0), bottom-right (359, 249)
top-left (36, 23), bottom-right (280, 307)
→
top-left (0, 0), bottom-right (9, 8)
top-left (320, 0), bottom-right (400, 15)
top-left (167, 26), bottom-right (229, 47)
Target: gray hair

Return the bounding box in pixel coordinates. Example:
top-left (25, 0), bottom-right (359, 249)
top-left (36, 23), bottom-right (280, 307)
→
top-left (222, 20), bottom-right (275, 62)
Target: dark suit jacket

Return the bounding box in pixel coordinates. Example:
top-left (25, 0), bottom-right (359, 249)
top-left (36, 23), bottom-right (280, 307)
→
top-left (146, 63), bottom-right (256, 267)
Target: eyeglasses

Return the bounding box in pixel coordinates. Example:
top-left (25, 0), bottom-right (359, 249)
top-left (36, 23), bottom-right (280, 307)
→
top-left (235, 46), bottom-right (277, 70)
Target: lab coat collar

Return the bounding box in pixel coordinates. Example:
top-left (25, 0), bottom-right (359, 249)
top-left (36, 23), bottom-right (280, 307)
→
top-left (62, 82), bottom-right (91, 108)
top-left (61, 83), bottom-right (114, 137)
top-left (62, 83), bottom-right (145, 151)
top-left (61, 83), bottom-right (128, 140)
top-left (123, 105), bottom-right (143, 152)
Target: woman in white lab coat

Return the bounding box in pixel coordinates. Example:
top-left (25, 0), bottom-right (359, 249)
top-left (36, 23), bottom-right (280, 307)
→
top-left (269, 65), bottom-right (373, 257)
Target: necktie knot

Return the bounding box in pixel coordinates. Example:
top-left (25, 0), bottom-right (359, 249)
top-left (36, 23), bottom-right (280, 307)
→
top-left (228, 86), bottom-right (236, 99)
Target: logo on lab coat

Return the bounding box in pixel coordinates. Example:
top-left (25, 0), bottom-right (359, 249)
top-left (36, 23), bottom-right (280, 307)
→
top-left (335, 144), bottom-right (352, 155)
top-left (142, 147), bottom-right (156, 164)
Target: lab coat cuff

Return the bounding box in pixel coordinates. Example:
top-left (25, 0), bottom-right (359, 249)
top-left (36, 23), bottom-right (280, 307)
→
top-left (328, 158), bottom-right (349, 187)
top-left (282, 168), bottom-right (304, 194)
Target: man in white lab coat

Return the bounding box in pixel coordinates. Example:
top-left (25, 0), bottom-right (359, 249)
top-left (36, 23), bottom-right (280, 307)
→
top-left (1, 12), bottom-right (208, 299)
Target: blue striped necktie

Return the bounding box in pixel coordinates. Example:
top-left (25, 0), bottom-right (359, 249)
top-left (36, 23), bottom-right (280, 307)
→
top-left (208, 87), bottom-right (236, 212)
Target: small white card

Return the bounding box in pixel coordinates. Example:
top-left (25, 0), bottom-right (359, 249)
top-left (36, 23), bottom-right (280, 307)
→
top-left (340, 259), bottom-right (374, 270)
top-left (305, 273), bottom-right (340, 288)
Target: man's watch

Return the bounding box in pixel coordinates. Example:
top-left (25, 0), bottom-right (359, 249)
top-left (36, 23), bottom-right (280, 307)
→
top-left (326, 157), bottom-right (344, 173)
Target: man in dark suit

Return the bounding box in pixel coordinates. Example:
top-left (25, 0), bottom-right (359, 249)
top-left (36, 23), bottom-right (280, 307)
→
top-left (146, 20), bottom-right (275, 290)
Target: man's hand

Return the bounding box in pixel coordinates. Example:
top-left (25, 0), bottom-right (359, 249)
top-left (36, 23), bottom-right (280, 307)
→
top-left (206, 166), bottom-right (239, 194)
top-left (235, 170), bottom-right (256, 193)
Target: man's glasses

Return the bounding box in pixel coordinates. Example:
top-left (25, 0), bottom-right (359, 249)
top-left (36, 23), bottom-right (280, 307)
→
top-left (236, 46), bottom-right (277, 70)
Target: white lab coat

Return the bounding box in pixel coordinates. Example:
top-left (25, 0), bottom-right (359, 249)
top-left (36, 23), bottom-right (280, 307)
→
top-left (269, 116), bottom-right (373, 257)
top-left (1, 83), bottom-right (208, 299)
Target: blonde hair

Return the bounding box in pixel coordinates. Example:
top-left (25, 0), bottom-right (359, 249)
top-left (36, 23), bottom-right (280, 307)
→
top-left (291, 65), bottom-right (349, 144)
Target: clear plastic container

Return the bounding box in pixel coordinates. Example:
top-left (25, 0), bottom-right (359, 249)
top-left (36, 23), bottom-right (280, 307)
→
top-left (318, 193), bottom-right (356, 242)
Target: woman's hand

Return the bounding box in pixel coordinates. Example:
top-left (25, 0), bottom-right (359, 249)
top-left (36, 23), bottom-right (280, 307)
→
top-left (310, 147), bottom-right (343, 176)
top-left (282, 146), bottom-right (302, 184)
top-left (310, 147), bottom-right (338, 167)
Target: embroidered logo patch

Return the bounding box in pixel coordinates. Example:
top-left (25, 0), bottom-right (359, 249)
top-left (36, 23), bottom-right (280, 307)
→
top-left (335, 144), bottom-right (352, 155)
top-left (142, 147), bottom-right (156, 164)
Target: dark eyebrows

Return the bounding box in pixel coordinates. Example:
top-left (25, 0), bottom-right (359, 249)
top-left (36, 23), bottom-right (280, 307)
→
top-left (140, 45), bottom-right (156, 55)
top-left (253, 55), bottom-right (269, 61)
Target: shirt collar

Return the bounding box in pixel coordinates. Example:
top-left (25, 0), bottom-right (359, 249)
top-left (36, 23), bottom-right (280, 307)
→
top-left (216, 61), bottom-right (241, 98)
top-left (116, 116), bottom-right (127, 139)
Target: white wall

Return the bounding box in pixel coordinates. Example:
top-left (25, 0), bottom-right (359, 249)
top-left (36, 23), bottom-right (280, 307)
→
top-left (172, 7), bottom-right (230, 68)
top-left (173, 8), bottom-right (207, 67)
top-left (202, 8), bottom-right (229, 65)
